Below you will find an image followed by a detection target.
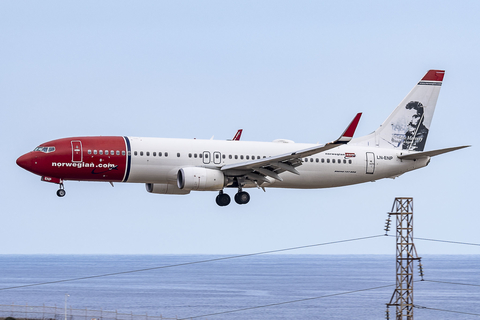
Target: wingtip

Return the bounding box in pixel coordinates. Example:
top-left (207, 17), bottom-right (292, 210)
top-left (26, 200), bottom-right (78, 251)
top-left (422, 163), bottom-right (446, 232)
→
top-left (232, 129), bottom-right (243, 141)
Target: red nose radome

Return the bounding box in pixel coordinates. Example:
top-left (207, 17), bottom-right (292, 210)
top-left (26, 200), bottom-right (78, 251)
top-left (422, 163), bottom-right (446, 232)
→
top-left (16, 152), bottom-right (34, 172)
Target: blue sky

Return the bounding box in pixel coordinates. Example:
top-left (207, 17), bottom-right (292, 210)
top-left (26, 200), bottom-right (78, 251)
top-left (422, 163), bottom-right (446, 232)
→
top-left (1, 1), bottom-right (479, 255)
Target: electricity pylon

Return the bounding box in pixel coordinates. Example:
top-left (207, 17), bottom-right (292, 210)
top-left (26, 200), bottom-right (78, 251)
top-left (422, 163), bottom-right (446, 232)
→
top-left (385, 197), bottom-right (423, 320)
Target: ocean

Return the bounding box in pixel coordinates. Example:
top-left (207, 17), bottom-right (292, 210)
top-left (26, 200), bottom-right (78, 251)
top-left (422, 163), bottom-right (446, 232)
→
top-left (0, 255), bottom-right (479, 320)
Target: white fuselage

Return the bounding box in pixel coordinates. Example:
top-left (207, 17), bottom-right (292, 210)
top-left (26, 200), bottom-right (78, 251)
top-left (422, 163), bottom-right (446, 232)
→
top-left (126, 137), bottom-right (428, 189)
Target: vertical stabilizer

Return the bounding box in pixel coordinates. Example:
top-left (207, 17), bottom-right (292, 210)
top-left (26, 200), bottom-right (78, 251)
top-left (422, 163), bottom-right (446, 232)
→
top-left (351, 70), bottom-right (444, 151)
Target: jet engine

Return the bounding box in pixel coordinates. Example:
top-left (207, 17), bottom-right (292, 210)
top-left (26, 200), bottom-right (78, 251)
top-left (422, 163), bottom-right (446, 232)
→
top-left (177, 167), bottom-right (226, 191)
top-left (145, 183), bottom-right (190, 195)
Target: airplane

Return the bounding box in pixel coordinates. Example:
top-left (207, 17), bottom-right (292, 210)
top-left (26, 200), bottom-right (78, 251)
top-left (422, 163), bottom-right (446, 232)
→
top-left (16, 70), bottom-right (469, 206)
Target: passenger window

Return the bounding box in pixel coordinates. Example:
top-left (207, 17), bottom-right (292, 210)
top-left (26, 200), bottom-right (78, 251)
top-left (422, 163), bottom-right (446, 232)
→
top-left (216, 154), bottom-right (219, 159)
top-left (140, 151), bottom-right (143, 156)
top-left (159, 152), bottom-right (162, 157)
top-left (327, 159), bottom-right (330, 163)
top-left (165, 152), bottom-right (168, 157)
top-left (177, 153), bottom-right (180, 157)
top-left (189, 153), bottom-right (192, 158)
top-left (146, 152), bottom-right (150, 156)
top-left (349, 159), bottom-right (352, 164)
top-left (194, 153), bottom-right (197, 158)
top-left (199, 154), bottom-right (202, 158)
top-left (205, 153), bottom-right (208, 158)
top-left (235, 155), bottom-right (238, 159)
top-left (111, 150), bottom-right (114, 155)
top-left (304, 158), bottom-right (308, 162)
top-left (229, 155), bottom-right (232, 159)
top-left (116, 151), bottom-right (120, 155)
top-left (343, 159), bottom-right (346, 164)
top-left (222, 154), bottom-right (225, 159)
top-left (153, 152), bottom-right (156, 156)
top-left (257, 156), bottom-right (260, 159)
top-left (122, 151), bottom-right (125, 156)
top-left (321, 158), bottom-right (325, 163)
top-left (332, 159), bottom-right (335, 163)
top-left (316, 158), bottom-right (319, 163)
top-left (99, 150), bottom-right (103, 155)
top-left (246, 155), bottom-right (250, 160)
top-left (240, 155), bottom-right (244, 160)
top-left (88, 150), bottom-right (92, 155)
top-left (134, 151), bottom-right (137, 156)
top-left (310, 158), bottom-right (313, 162)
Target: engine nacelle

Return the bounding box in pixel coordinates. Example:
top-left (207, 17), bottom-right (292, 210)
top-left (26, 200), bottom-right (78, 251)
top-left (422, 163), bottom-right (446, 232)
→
top-left (145, 183), bottom-right (191, 195)
top-left (177, 167), bottom-right (226, 191)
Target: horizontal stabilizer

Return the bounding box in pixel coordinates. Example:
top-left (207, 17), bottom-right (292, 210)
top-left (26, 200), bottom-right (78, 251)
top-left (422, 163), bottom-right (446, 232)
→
top-left (397, 145), bottom-right (470, 160)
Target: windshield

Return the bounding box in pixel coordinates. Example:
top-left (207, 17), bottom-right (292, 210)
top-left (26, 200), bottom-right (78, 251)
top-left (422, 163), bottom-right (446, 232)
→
top-left (34, 146), bottom-right (55, 153)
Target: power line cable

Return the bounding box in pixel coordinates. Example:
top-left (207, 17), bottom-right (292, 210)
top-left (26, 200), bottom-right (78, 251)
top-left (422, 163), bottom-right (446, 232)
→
top-left (415, 305), bottom-right (480, 317)
top-left (0, 234), bottom-right (384, 292)
top-left (423, 279), bottom-right (480, 288)
top-left (416, 237), bottom-right (480, 247)
top-left (177, 283), bottom-right (396, 320)
top-left (386, 234), bottom-right (480, 247)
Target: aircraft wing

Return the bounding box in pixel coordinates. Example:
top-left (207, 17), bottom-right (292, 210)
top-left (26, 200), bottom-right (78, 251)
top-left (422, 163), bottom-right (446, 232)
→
top-left (397, 145), bottom-right (470, 160)
top-left (221, 113), bottom-right (362, 181)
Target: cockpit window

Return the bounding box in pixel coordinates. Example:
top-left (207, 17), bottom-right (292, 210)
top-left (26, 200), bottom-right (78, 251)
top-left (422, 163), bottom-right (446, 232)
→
top-left (34, 146), bottom-right (55, 153)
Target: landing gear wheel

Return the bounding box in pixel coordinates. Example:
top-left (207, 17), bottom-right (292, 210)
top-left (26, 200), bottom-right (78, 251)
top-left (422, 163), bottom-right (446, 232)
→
top-left (56, 189), bottom-right (66, 197)
top-left (216, 192), bottom-right (231, 207)
top-left (234, 191), bottom-right (250, 205)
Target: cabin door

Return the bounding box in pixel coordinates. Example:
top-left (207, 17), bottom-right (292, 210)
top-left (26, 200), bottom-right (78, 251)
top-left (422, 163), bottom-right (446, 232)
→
top-left (71, 140), bottom-right (83, 162)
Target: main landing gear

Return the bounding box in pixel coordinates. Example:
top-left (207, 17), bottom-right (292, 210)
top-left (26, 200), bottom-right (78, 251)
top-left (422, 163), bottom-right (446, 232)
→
top-left (216, 189), bottom-right (250, 206)
top-left (234, 190), bottom-right (250, 205)
top-left (56, 183), bottom-right (66, 197)
top-left (216, 190), bottom-right (231, 206)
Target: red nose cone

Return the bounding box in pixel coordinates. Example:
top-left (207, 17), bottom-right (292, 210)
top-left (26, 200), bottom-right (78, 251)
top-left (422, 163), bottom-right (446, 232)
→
top-left (16, 153), bottom-right (34, 172)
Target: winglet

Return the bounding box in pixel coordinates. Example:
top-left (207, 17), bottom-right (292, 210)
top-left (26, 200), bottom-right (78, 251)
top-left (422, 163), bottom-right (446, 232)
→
top-left (335, 113), bottom-right (362, 143)
top-left (232, 129), bottom-right (243, 141)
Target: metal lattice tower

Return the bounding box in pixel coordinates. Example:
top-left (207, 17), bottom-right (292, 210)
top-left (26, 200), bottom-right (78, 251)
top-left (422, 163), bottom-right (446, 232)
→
top-left (385, 197), bottom-right (422, 320)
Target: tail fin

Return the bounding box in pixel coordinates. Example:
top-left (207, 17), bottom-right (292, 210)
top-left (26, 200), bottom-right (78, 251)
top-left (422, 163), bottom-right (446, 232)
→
top-left (351, 70), bottom-right (445, 151)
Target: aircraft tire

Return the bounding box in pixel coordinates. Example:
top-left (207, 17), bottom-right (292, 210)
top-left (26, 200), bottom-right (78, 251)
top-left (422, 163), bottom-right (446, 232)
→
top-left (56, 189), bottom-right (66, 197)
top-left (234, 191), bottom-right (250, 205)
top-left (216, 193), bottom-right (231, 206)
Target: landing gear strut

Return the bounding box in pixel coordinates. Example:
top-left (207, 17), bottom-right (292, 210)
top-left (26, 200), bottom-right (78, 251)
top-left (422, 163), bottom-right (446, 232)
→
top-left (216, 190), bottom-right (231, 207)
top-left (56, 183), bottom-right (66, 197)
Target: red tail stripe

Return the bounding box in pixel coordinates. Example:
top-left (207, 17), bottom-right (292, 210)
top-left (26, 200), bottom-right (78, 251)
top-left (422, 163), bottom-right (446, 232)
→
top-left (422, 70), bottom-right (445, 82)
